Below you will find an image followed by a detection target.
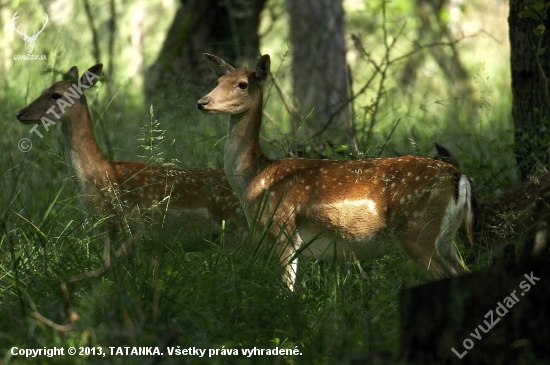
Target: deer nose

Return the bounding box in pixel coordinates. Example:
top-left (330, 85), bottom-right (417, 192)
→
top-left (197, 97), bottom-right (210, 110)
top-left (16, 109), bottom-right (27, 120)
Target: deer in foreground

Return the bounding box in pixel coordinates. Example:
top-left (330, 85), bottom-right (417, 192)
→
top-left (17, 64), bottom-right (246, 238)
top-left (197, 54), bottom-right (475, 290)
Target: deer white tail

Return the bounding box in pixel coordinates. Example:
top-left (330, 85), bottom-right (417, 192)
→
top-left (461, 175), bottom-right (475, 246)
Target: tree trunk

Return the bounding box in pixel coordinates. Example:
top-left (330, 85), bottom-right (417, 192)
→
top-left (400, 255), bottom-right (550, 364)
top-left (288, 0), bottom-right (351, 148)
top-left (509, 0), bottom-right (550, 180)
top-left (145, 0), bottom-right (266, 108)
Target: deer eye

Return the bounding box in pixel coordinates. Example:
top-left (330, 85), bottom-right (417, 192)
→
top-left (238, 82), bottom-right (248, 90)
top-left (52, 93), bottom-right (62, 100)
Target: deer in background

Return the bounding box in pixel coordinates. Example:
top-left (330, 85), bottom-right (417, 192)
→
top-left (16, 64), bottom-right (246, 239)
top-left (197, 54), bottom-right (475, 290)
top-left (475, 172), bottom-right (550, 256)
top-left (432, 142), bottom-right (548, 257)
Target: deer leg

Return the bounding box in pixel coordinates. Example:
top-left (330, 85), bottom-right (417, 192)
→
top-left (405, 243), bottom-right (450, 279)
top-left (435, 230), bottom-right (470, 275)
top-left (270, 238), bottom-right (299, 291)
top-left (269, 222), bottom-right (302, 291)
top-left (434, 199), bottom-right (471, 276)
top-left (396, 222), bottom-right (456, 279)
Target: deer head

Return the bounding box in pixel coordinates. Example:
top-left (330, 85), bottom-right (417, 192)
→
top-left (16, 64), bottom-right (103, 126)
top-left (12, 11), bottom-right (49, 54)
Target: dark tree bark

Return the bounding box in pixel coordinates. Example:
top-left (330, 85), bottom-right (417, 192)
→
top-left (509, 0), bottom-right (550, 180)
top-left (145, 0), bottom-right (266, 106)
top-left (400, 255), bottom-right (550, 364)
top-left (288, 0), bottom-right (351, 147)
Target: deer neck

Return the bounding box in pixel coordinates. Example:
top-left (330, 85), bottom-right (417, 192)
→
top-left (61, 101), bottom-right (110, 184)
top-left (224, 96), bottom-right (269, 202)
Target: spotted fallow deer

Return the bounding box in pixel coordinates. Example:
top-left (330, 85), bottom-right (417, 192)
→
top-left (475, 172), bottom-right (550, 254)
top-left (16, 64), bottom-right (246, 236)
top-left (197, 54), bottom-right (475, 290)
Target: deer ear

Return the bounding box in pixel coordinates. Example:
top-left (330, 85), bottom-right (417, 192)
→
top-left (204, 53), bottom-right (235, 78)
top-left (64, 66), bottom-right (79, 81)
top-left (255, 55), bottom-right (270, 84)
top-left (79, 63), bottom-right (103, 88)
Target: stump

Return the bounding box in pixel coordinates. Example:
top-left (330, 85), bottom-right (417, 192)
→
top-left (399, 256), bottom-right (550, 364)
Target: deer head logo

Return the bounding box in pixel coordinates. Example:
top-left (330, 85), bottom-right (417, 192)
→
top-left (12, 11), bottom-right (49, 54)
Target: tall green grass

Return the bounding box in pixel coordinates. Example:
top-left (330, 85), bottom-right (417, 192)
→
top-left (0, 0), bottom-right (518, 363)
top-left (0, 147), bottom-right (425, 365)
top-left (1, 69), bottom-right (426, 363)
top-left (0, 67), bottom-right (493, 365)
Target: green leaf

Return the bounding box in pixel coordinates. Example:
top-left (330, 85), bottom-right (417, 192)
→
top-left (518, 10), bottom-right (534, 19)
top-left (537, 47), bottom-right (547, 55)
top-left (533, 26), bottom-right (545, 36)
top-left (333, 144), bottom-right (349, 153)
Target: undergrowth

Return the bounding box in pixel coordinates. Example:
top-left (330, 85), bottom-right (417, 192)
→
top-left (0, 1), bottom-right (518, 364)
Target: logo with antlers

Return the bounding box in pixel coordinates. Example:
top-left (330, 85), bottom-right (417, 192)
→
top-left (12, 11), bottom-right (49, 54)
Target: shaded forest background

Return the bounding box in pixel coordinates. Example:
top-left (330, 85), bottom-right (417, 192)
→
top-left (3, 0), bottom-right (540, 193)
top-left (1, 0), bottom-right (550, 364)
